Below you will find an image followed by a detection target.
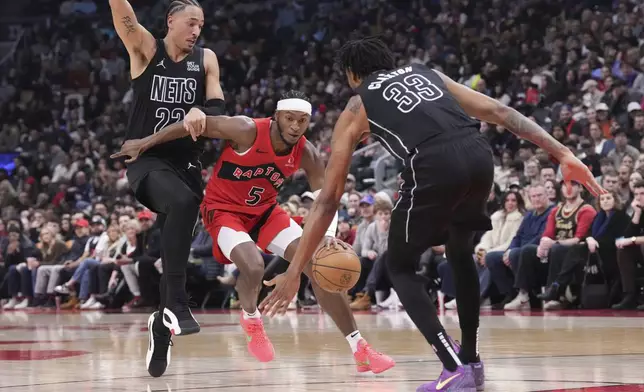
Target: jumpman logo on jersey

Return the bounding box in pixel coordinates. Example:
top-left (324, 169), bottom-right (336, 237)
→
top-left (187, 162), bottom-right (196, 170)
top-left (157, 59), bottom-right (166, 69)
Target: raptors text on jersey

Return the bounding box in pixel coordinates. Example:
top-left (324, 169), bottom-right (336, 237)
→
top-left (203, 118), bottom-right (307, 215)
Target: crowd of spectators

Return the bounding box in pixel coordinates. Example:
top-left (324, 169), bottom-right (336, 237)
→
top-left (1, 0), bottom-right (644, 312)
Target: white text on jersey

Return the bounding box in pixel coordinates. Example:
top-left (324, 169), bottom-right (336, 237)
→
top-left (367, 66), bottom-right (413, 90)
top-left (187, 61), bottom-right (200, 72)
top-left (150, 75), bottom-right (197, 104)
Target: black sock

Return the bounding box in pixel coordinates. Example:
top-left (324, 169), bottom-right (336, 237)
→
top-left (447, 227), bottom-right (481, 364)
top-left (385, 243), bottom-right (460, 372)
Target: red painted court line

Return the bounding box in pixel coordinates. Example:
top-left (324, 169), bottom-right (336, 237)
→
top-left (0, 340), bottom-right (75, 345)
top-left (0, 349), bottom-right (89, 360)
top-left (539, 385), bottom-right (644, 391)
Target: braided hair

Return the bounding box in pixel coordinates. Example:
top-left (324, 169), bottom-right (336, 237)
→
top-left (336, 36), bottom-right (395, 80)
top-left (166, 0), bottom-right (202, 22)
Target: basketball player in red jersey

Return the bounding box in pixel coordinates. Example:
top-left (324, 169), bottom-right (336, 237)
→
top-left (111, 90), bottom-right (395, 372)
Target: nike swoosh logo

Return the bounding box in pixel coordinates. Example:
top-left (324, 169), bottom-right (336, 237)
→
top-left (350, 332), bottom-right (359, 338)
top-left (436, 373), bottom-right (461, 390)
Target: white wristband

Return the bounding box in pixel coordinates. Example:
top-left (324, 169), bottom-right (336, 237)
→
top-left (326, 211), bottom-right (339, 237)
top-left (310, 190), bottom-right (339, 237)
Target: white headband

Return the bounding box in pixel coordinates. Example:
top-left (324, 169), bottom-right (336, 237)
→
top-left (276, 98), bottom-right (312, 115)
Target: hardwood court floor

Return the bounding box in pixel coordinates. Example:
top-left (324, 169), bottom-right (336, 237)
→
top-left (0, 308), bottom-right (643, 391)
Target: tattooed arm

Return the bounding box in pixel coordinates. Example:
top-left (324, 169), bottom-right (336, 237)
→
top-left (109, 0), bottom-right (156, 76)
top-left (435, 70), bottom-right (571, 160)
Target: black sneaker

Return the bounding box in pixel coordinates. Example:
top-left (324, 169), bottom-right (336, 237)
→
top-left (162, 299), bottom-right (200, 336)
top-left (146, 311), bottom-right (172, 377)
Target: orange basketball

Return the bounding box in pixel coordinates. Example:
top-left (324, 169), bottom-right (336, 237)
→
top-left (312, 241), bottom-right (361, 293)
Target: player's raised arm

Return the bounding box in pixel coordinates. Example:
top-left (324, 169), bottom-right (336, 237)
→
top-left (109, 0), bottom-right (155, 60)
top-left (435, 70), bottom-right (605, 196)
top-left (184, 49), bottom-right (226, 140)
top-left (111, 116), bottom-right (256, 163)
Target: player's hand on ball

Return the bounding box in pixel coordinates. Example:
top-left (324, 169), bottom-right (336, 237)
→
top-left (184, 107), bottom-right (207, 141)
top-left (260, 270), bottom-right (300, 317)
top-left (110, 139), bottom-right (145, 163)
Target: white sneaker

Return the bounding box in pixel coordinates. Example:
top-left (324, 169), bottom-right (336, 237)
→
top-left (13, 298), bottom-right (29, 309)
top-left (387, 290), bottom-right (402, 310)
top-left (445, 299), bottom-right (457, 309)
top-left (2, 298), bottom-right (18, 309)
top-left (88, 301), bottom-right (105, 310)
top-left (544, 300), bottom-right (562, 310)
top-left (54, 285), bottom-right (70, 295)
top-left (504, 291), bottom-right (529, 310)
top-left (80, 297), bottom-right (97, 309)
top-left (288, 296), bottom-right (297, 310)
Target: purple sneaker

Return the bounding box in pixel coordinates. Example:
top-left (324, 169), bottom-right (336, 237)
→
top-left (448, 337), bottom-right (485, 391)
top-left (416, 365), bottom-right (476, 392)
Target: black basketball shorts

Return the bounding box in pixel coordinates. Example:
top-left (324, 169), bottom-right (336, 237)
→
top-left (389, 131), bottom-right (494, 248)
top-left (126, 156), bottom-right (204, 213)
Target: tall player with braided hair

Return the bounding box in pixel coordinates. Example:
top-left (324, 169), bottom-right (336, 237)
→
top-left (109, 0), bottom-right (224, 377)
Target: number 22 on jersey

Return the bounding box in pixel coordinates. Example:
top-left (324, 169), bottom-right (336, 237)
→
top-left (382, 74), bottom-right (443, 113)
top-left (154, 107), bottom-right (186, 133)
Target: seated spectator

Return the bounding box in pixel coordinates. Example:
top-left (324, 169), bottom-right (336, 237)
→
top-left (34, 219), bottom-right (89, 306)
top-left (55, 224), bottom-right (123, 309)
top-left (348, 194), bottom-right (375, 298)
top-left (505, 182), bottom-right (596, 310)
top-left (441, 191), bottom-right (525, 309)
top-left (2, 227), bottom-right (41, 309)
top-left (97, 219), bottom-right (142, 309)
top-left (487, 184), bottom-right (554, 309)
top-left (607, 129), bottom-right (639, 170)
top-left (539, 190), bottom-right (628, 307)
top-left (336, 216), bottom-right (355, 245)
top-left (29, 226), bottom-right (69, 307)
top-left (121, 213), bottom-right (163, 310)
top-left (57, 216), bottom-right (106, 309)
top-left (613, 180), bottom-right (644, 310)
top-left (350, 198), bottom-right (394, 310)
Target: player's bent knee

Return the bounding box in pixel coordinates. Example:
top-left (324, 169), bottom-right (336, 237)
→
top-left (230, 243), bottom-right (264, 280)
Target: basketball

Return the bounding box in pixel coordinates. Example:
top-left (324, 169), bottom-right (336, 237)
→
top-left (311, 241), bottom-right (361, 293)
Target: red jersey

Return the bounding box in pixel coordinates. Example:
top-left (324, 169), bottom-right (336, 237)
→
top-left (203, 118), bottom-right (307, 215)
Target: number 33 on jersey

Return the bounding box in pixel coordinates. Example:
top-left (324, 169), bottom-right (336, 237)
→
top-left (356, 63), bottom-right (478, 161)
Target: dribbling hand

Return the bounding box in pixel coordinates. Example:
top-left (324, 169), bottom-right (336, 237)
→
top-left (184, 107), bottom-right (207, 141)
top-left (110, 139), bottom-right (145, 163)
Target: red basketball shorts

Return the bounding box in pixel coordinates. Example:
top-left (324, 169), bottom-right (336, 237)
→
top-left (201, 204), bottom-right (303, 264)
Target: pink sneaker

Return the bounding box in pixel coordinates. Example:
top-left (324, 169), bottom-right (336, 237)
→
top-left (353, 339), bottom-right (395, 374)
top-left (239, 313), bottom-right (275, 362)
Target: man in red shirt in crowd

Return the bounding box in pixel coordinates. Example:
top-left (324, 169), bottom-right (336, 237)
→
top-left (504, 181), bottom-right (596, 310)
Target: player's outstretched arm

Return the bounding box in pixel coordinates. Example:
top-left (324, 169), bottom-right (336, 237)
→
top-left (111, 116), bottom-right (256, 163)
top-left (436, 70), bottom-right (605, 196)
top-left (109, 0), bottom-right (155, 60)
top-left (435, 70), bottom-right (570, 161)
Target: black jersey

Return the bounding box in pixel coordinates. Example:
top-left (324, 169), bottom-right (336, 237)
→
top-left (355, 63), bottom-right (480, 161)
top-left (126, 39), bottom-right (206, 165)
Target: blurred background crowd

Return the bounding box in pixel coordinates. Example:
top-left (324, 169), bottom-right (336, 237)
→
top-left (1, 0), bottom-right (644, 313)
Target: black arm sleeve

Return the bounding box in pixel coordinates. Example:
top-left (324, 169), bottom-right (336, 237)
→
top-left (196, 98), bottom-right (225, 116)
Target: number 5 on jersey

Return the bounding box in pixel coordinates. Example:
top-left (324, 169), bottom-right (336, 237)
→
top-left (383, 74), bottom-right (443, 113)
top-left (246, 186), bottom-right (265, 206)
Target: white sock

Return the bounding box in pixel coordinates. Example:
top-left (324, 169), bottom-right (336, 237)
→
top-left (243, 308), bottom-right (261, 319)
top-left (346, 330), bottom-right (363, 353)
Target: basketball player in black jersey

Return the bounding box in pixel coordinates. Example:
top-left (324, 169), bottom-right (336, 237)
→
top-left (261, 37), bottom-right (605, 391)
top-left (109, 0), bottom-right (224, 378)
